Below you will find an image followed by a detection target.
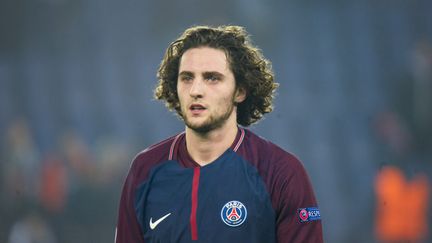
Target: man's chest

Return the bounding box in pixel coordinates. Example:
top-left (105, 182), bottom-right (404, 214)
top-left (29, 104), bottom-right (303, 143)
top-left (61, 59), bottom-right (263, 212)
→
top-left (137, 159), bottom-right (276, 243)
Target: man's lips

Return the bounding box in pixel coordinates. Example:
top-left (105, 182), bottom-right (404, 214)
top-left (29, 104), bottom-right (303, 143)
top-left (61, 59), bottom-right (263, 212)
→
top-left (189, 104), bottom-right (206, 111)
top-left (189, 104), bottom-right (206, 115)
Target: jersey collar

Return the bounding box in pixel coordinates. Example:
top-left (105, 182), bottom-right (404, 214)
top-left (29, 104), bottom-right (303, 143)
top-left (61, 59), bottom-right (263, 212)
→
top-left (170, 127), bottom-right (245, 168)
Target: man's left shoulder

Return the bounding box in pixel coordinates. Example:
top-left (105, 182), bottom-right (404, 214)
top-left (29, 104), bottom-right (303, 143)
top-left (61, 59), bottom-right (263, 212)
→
top-left (244, 130), bottom-right (302, 164)
top-left (239, 129), bottom-right (307, 178)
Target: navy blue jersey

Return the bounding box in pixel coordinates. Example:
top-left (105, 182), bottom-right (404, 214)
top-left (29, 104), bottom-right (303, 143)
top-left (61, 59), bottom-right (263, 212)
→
top-left (116, 128), bottom-right (323, 242)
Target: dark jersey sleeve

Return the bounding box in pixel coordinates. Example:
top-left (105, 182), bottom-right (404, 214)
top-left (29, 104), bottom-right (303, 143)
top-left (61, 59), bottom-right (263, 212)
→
top-left (238, 130), bottom-right (323, 242)
top-left (115, 160), bottom-right (146, 243)
top-left (274, 154), bottom-right (323, 242)
top-left (115, 136), bottom-right (174, 243)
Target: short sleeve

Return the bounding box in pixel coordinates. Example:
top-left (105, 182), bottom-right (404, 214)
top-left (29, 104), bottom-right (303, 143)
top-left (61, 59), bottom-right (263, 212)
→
top-left (274, 157), bottom-right (323, 243)
top-left (115, 161), bottom-right (146, 243)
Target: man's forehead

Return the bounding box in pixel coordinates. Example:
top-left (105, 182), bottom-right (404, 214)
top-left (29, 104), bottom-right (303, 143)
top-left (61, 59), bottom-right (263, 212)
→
top-left (179, 47), bottom-right (230, 73)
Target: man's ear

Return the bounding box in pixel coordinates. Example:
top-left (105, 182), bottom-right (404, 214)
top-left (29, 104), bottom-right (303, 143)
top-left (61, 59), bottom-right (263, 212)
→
top-left (234, 87), bottom-right (247, 103)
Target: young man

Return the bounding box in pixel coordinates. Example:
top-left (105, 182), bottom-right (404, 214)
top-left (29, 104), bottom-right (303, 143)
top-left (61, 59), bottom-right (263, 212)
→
top-left (115, 25), bottom-right (323, 242)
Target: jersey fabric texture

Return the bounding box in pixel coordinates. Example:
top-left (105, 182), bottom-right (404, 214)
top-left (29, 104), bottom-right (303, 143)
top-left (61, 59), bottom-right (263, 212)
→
top-left (116, 128), bottom-right (323, 243)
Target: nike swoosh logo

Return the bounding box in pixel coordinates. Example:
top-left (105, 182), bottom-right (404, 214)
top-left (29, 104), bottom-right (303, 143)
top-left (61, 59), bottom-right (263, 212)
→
top-left (149, 213), bottom-right (171, 230)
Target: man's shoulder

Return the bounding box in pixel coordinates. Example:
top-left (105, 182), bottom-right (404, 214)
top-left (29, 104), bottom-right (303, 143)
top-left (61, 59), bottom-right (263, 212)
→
top-left (242, 129), bottom-right (304, 171)
top-left (243, 129), bottom-right (296, 157)
top-left (129, 133), bottom-right (182, 173)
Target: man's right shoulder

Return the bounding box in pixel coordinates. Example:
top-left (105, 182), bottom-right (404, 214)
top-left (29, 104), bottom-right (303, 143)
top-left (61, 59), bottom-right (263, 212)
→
top-left (128, 133), bottom-right (181, 178)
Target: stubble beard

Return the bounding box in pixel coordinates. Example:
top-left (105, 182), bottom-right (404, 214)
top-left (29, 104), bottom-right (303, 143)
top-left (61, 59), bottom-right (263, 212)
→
top-left (182, 99), bottom-right (236, 134)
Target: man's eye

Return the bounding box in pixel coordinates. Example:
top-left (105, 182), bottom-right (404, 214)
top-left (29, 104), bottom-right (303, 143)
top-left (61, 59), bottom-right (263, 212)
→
top-left (206, 76), bottom-right (220, 82)
top-left (181, 76), bottom-right (193, 82)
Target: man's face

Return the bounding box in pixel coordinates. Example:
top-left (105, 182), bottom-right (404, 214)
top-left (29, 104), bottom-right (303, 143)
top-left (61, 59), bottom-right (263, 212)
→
top-left (177, 47), bottom-right (245, 133)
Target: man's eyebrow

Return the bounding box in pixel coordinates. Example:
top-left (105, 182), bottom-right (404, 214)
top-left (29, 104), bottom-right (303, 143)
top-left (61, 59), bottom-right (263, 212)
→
top-left (178, 71), bottom-right (225, 77)
top-left (202, 71), bottom-right (224, 77)
top-left (178, 71), bottom-right (194, 76)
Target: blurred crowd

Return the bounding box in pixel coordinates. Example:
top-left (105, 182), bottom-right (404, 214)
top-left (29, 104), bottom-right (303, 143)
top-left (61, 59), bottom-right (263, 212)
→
top-left (0, 118), bottom-right (132, 243)
top-left (371, 39), bottom-right (432, 243)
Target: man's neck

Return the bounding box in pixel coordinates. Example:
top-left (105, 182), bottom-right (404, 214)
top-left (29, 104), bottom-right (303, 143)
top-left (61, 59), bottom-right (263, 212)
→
top-left (185, 122), bottom-right (238, 166)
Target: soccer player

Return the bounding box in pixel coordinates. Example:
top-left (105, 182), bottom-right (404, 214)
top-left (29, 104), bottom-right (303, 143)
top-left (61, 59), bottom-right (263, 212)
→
top-left (115, 25), bottom-right (323, 242)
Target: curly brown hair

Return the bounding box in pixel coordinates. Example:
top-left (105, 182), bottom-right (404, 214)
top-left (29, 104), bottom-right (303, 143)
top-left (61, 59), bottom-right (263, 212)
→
top-left (154, 25), bottom-right (278, 126)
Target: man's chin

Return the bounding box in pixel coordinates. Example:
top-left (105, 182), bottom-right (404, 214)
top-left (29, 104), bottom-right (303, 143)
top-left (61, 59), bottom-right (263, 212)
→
top-left (183, 112), bottom-right (232, 134)
top-left (186, 122), bottom-right (213, 134)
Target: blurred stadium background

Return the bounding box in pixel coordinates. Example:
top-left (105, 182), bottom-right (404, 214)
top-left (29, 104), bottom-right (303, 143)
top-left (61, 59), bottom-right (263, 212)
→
top-left (1, 0), bottom-right (431, 242)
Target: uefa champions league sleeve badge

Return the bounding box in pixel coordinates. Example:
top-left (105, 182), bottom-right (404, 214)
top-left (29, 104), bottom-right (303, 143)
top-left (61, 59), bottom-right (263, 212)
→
top-left (221, 200), bottom-right (247, 227)
top-left (298, 207), bottom-right (321, 223)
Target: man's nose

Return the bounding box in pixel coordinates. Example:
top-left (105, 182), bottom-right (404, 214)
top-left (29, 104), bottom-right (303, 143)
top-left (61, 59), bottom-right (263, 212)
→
top-left (189, 79), bottom-right (204, 98)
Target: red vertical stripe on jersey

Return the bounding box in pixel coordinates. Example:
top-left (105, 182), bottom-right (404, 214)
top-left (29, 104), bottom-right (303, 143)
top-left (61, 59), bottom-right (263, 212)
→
top-left (190, 167), bottom-right (200, 240)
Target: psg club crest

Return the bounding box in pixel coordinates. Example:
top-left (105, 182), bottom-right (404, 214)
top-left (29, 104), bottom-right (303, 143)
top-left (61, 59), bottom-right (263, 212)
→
top-left (221, 200), bottom-right (247, 227)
